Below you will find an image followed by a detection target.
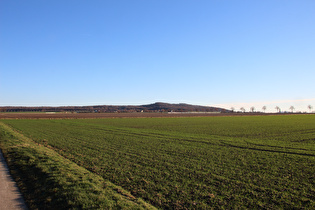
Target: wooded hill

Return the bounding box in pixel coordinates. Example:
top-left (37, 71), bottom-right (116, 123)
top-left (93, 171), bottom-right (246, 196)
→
top-left (0, 102), bottom-right (230, 113)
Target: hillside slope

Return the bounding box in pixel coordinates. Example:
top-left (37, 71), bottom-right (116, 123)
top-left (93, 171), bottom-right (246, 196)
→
top-left (0, 102), bottom-right (230, 113)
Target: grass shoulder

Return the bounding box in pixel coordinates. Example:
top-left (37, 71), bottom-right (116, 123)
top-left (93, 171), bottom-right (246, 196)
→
top-left (0, 122), bottom-right (155, 209)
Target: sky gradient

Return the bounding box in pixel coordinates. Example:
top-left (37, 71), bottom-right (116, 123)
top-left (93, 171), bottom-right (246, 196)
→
top-left (1, 1), bottom-right (314, 112)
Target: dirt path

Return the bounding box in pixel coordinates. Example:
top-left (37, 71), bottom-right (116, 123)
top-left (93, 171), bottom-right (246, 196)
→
top-left (0, 150), bottom-right (27, 210)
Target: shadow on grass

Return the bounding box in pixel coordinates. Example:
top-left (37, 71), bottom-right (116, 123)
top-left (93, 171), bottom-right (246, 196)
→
top-left (6, 151), bottom-right (74, 210)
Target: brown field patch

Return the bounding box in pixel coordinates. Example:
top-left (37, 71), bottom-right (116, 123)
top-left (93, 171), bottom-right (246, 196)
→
top-left (0, 112), bottom-right (300, 119)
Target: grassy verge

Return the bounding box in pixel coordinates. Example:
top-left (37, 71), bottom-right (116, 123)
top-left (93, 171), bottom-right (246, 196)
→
top-left (0, 122), bottom-right (155, 209)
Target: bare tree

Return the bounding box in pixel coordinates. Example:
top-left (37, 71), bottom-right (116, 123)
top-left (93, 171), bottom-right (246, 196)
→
top-left (262, 106), bottom-right (267, 113)
top-left (275, 106), bottom-right (281, 113)
top-left (240, 107), bottom-right (245, 113)
top-left (308, 105), bottom-right (313, 113)
top-left (230, 107), bottom-right (235, 112)
top-left (289, 106), bottom-right (295, 113)
top-left (250, 106), bottom-right (255, 112)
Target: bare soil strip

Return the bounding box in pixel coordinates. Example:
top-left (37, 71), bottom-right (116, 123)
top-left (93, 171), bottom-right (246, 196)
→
top-left (0, 112), bottom-right (293, 119)
top-left (0, 149), bottom-right (27, 210)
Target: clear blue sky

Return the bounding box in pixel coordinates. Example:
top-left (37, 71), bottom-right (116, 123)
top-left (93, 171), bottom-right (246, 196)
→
top-left (1, 1), bottom-right (314, 112)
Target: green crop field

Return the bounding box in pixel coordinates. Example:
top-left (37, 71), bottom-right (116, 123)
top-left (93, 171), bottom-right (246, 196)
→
top-left (1, 115), bottom-right (315, 209)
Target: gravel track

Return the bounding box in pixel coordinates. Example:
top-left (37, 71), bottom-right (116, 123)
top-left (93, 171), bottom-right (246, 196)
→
top-left (0, 150), bottom-right (27, 210)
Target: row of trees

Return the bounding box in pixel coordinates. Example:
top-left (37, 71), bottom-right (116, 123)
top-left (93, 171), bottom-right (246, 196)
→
top-left (231, 105), bottom-right (313, 113)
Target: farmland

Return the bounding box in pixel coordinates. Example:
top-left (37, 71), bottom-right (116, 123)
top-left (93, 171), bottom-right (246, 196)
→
top-left (0, 115), bottom-right (315, 209)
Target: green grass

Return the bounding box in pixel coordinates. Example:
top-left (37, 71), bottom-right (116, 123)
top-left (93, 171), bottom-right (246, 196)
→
top-left (1, 115), bottom-right (315, 209)
top-left (0, 122), bottom-right (155, 209)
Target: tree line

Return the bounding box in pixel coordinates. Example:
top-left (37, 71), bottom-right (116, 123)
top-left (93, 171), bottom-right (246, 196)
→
top-left (230, 105), bottom-right (313, 113)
